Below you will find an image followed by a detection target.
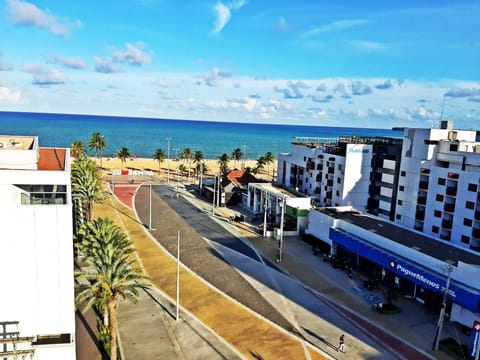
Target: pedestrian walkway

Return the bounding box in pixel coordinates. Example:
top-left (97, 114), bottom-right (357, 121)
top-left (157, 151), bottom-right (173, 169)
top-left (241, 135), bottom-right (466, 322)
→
top-left (96, 187), bottom-right (330, 360)
top-left (104, 181), bottom-right (459, 359)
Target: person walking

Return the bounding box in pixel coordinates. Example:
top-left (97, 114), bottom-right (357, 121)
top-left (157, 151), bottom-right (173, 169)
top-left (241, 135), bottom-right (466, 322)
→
top-left (338, 334), bottom-right (345, 352)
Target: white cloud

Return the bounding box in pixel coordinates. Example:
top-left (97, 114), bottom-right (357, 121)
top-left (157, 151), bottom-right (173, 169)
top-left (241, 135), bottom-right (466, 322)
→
top-left (199, 67), bottom-right (233, 86)
top-left (53, 56), bottom-right (87, 70)
top-left (94, 57), bottom-right (122, 74)
top-left (0, 86), bottom-right (21, 103)
top-left (444, 87), bottom-right (480, 98)
top-left (212, 1), bottom-right (246, 33)
top-left (300, 19), bottom-right (368, 39)
top-left (350, 40), bottom-right (386, 52)
top-left (7, 0), bottom-right (71, 35)
top-left (21, 63), bottom-right (67, 84)
top-left (351, 80), bottom-right (372, 95)
top-left (112, 42), bottom-right (152, 66)
top-left (275, 17), bottom-right (290, 32)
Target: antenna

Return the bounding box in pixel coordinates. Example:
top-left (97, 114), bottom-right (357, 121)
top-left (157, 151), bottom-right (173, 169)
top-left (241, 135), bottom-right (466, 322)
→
top-left (440, 96), bottom-right (446, 120)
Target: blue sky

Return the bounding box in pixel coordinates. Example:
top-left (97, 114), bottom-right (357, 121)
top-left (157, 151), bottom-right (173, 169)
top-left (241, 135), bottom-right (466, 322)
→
top-left (0, 0), bottom-right (479, 129)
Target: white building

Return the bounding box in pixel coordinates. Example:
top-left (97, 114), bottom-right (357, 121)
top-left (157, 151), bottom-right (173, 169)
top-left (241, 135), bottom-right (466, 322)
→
top-left (245, 183), bottom-right (311, 236)
top-left (277, 136), bottom-right (402, 217)
top-left (0, 136), bottom-right (76, 359)
top-left (395, 121), bottom-right (480, 252)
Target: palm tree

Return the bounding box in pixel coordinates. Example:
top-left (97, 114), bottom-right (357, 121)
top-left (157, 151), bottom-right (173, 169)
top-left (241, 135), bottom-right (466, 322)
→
top-left (117, 147), bottom-right (131, 170)
top-left (71, 157), bottom-right (106, 222)
top-left (254, 155), bottom-right (266, 175)
top-left (181, 148), bottom-right (192, 178)
top-left (231, 148), bottom-right (243, 169)
top-left (263, 151), bottom-right (275, 180)
top-left (152, 148), bottom-right (165, 174)
top-left (88, 132), bottom-right (106, 168)
top-left (193, 150), bottom-right (204, 176)
top-left (76, 218), bottom-right (150, 360)
top-left (218, 153), bottom-right (229, 175)
top-left (71, 140), bottom-right (85, 160)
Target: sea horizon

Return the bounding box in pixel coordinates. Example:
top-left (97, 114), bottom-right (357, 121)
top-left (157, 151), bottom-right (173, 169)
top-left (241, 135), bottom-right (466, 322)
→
top-left (0, 111), bottom-right (399, 159)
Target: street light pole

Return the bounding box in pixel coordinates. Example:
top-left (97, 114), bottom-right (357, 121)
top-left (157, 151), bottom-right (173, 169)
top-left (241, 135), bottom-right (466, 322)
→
top-left (176, 230), bottom-right (180, 321)
top-left (432, 261), bottom-right (455, 351)
top-left (149, 176), bottom-right (155, 230)
top-left (166, 137), bottom-right (171, 184)
top-left (241, 145), bottom-right (247, 169)
top-left (212, 175), bottom-right (216, 216)
top-left (277, 196), bottom-right (286, 263)
top-left (263, 192), bottom-right (268, 238)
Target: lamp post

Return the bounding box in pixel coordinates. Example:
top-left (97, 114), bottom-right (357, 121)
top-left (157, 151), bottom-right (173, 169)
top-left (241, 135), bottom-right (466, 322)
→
top-left (263, 192), bottom-right (268, 238)
top-left (241, 145), bottom-right (247, 169)
top-left (149, 176), bottom-right (155, 230)
top-left (212, 174), bottom-right (217, 215)
top-left (166, 137), bottom-right (171, 184)
top-left (176, 230), bottom-right (180, 321)
top-left (276, 196), bottom-right (286, 263)
top-left (432, 261), bottom-right (456, 351)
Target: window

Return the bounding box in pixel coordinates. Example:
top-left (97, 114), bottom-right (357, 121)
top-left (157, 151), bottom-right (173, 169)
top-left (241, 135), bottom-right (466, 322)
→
top-left (336, 190), bottom-right (340, 196)
top-left (468, 183), bottom-right (478, 192)
top-left (398, 200), bottom-right (403, 205)
top-left (461, 235), bottom-right (470, 244)
top-left (432, 226), bottom-right (439, 233)
top-left (337, 177), bottom-right (342, 184)
top-left (17, 184), bottom-right (68, 205)
top-left (401, 171), bottom-right (406, 177)
top-left (434, 210), bottom-right (442, 218)
top-left (436, 194), bottom-right (444, 202)
top-left (438, 178), bottom-right (446, 185)
top-left (449, 143), bottom-right (458, 152)
top-left (399, 185), bottom-right (405, 192)
top-left (466, 201), bottom-right (475, 210)
top-left (464, 218), bottom-right (473, 227)
top-left (396, 214), bottom-right (402, 220)
top-left (424, 140), bottom-right (439, 145)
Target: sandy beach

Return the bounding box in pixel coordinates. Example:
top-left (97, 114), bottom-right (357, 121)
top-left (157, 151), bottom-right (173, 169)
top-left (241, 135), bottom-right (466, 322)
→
top-left (93, 156), bottom-right (275, 182)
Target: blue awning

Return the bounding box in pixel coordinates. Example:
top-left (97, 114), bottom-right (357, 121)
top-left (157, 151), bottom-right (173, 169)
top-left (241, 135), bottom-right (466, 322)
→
top-left (330, 228), bottom-right (480, 313)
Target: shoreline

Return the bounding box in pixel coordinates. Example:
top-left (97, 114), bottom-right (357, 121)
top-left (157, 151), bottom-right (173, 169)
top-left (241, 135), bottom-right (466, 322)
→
top-left (90, 156), bottom-right (275, 181)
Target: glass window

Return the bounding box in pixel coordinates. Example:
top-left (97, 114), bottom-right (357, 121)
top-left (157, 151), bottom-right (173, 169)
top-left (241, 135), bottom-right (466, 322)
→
top-left (466, 201), bottom-right (475, 210)
top-left (438, 178), bottom-right (446, 185)
top-left (436, 194), bottom-right (444, 202)
top-left (464, 218), bottom-right (473, 227)
top-left (468, 183), bottom-right (478, 192)
top-left (432, 226), bottom-right (439, 233)
top-left (434, 210), bottom-right (441, 217)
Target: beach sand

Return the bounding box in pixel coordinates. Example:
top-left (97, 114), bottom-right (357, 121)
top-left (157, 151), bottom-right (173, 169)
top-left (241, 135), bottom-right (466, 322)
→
top-left (93, 156), bottom-right (275, 182)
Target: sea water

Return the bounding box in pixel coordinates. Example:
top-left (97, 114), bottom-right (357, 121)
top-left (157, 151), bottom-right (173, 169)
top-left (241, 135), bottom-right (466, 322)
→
top-left (0, 111), bottom-right (397, 159)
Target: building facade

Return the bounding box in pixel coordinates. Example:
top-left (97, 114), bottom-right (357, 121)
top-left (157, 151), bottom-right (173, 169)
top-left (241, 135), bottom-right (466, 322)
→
top-left (394, 121), bottom-right (480, 252)
top-left (277, 135), bottom-right (403, 219)
top-left (0, 136), bottom-right (76, 359)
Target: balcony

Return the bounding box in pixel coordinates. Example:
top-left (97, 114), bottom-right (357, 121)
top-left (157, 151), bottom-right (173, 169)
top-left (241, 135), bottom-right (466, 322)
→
top-left (446, 186), bottom-right (457, 196)
top-left (417, 197), bottom-right (427, 205)
top-left (415, 211), bottom-right (425, 221)
top-left (316, 173), bottom-right (322, 182)
top-left (306, 161), bottom-right (315, 171)
top-left (327, 180), bottom-right (333, 187)
top-left (442, 220), bottom-right (453, 229)
top-left (420, 168), bottom-right (430, 174)
top-left (448, 172), bottom-right (459, 179)
top-left (472, 228), bottom-right (480, 239)
top-left (475, 211), bottom-right (480, 221)
top-left (419, 181), bottom-right (429, 190)
top-left (440, 233), bottom-right (451, 241)
top-left (326, 191), bottom-right (332, 199)
top-left (327, 167), bottom-right (334, 174)
top-left (444, 203), bottom-right (456, 212)
top-left (414, 224), bottom-right (424, 231)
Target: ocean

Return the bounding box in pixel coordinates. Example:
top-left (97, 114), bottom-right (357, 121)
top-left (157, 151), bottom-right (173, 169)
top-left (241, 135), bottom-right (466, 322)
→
top-left (0, 111), bottom-right (398, 159)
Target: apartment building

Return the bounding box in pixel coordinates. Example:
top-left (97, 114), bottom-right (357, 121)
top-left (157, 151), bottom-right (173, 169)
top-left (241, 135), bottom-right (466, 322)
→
top-left (395, 121), bottom-right (480, 252)
top-left (0, 136), bottom-right (76, 359)
top-left (277, 135), bottom-right (402, 219)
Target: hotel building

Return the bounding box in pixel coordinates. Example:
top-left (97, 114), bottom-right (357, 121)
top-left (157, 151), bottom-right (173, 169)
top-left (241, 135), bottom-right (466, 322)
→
top-left (0, 136), bottom-right (76, 359)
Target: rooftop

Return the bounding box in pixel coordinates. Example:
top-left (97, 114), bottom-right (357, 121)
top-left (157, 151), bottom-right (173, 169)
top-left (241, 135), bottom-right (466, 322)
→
top-left (0, 136), bottom-right (35, 150)
top-left (320, 208), bottom-right (480, 266)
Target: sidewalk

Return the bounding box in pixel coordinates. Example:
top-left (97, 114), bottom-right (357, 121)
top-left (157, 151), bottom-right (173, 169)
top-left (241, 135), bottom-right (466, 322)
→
top-left (103, 181), bottom-right (458, 359)
top-left (99, 185), bottom-right (330, 360)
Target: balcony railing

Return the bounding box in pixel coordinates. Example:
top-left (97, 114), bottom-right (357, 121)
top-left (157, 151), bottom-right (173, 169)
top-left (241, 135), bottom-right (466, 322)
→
top-left (446, 187), bottom-right (457, 196)
top-left (419, 181), bottom-right (429, 190)
top-left (472, 228), bottom-right (480, 239)
top-left (475, 211), bottom-right (480, 221)
top-left (442, 220), bottom-right (453, 229)
top-left (415, 211), bottom-right (425, 221)
top-left (444, 203), bottom-right (456, 212)
top-left (417, 197), bottom-right (427, 205)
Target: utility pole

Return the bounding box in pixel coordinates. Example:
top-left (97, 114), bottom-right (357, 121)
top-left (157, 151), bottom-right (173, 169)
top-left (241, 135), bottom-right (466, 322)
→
top-left (166, 137), bottom-right (171, 184)
top-left (277, 196), bottom-right (286, 262)
top-left (263, 192), bottom-right (268, 237)
top-left (432, 261), bottom-right (456, 351)
top-left (176, 230), bottom-right (180, 321)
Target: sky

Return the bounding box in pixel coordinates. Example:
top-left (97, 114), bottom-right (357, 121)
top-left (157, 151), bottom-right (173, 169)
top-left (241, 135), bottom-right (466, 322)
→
top-left (0, 0), bottom-right (479, 129)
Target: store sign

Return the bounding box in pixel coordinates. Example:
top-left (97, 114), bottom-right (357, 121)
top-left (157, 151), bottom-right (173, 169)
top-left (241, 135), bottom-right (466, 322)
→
top-left (329, 228), bottom-right (480, 312)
